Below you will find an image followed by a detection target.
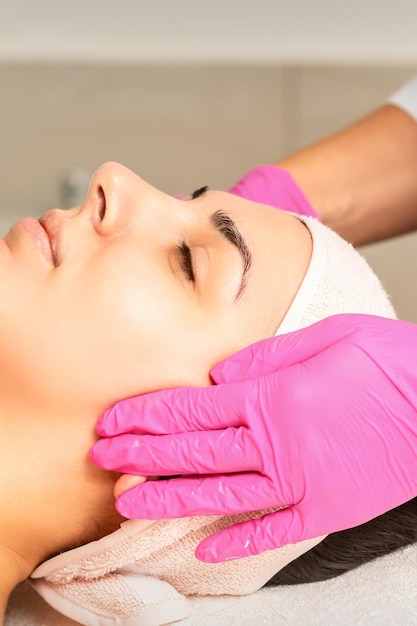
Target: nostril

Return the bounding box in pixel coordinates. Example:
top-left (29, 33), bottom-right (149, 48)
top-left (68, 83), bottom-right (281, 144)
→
top-left (97, 185), bottom-right (106, 221)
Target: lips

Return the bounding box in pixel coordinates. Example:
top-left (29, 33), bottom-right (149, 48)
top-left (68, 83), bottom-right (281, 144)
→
top-left (39, 215), bottom-right (58, 266)
top-left (16, 216), bottom-right (56, 266)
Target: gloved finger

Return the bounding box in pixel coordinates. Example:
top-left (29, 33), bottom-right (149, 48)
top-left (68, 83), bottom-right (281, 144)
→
top-left (211, 314), bottom-right (365, 384)
top-left (195, 506), bottom-right (313, 562)
top-left (115, 472), bottom-right (279, 519)
top-left (96, 382), bottom-right (243, 437)
top-left (90, 427), bottom-right (259, 476)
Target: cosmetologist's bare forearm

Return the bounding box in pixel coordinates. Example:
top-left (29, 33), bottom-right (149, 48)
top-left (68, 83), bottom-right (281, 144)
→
top-left (276, 104), bottom-right (417, 246)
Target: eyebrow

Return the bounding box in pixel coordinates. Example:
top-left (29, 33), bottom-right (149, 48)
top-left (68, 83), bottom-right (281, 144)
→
top-left (191, 187), bottom-right (252, 301)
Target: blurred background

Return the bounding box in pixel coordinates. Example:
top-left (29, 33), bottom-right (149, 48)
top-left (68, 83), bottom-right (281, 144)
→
top-left (0, 0), bottom-right (416, 319)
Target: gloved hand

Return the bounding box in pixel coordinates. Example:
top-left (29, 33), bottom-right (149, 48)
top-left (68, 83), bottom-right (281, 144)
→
top-left (90, 314), bottom-right (417, 563)
top-left (227, 164), bottom-right (319, 219)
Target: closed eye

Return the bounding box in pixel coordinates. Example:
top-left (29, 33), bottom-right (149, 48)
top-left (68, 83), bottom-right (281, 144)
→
top-left (177, 239), bottom-right (195, 282)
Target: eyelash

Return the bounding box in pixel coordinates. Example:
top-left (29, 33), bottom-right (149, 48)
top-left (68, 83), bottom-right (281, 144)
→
top-left (191, 185), bottom-right (209, 200)
top-left (177, 239), bottom-right (195, 282)
top-left (175, 187), bottom-right (207, 283)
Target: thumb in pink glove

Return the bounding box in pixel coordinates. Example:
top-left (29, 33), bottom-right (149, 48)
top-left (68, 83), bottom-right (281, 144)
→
top-left (90, 314), bottom-right (417, 563)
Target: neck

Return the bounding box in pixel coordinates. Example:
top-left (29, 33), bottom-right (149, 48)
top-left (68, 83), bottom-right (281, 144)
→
top-left (0, 394), bottom-right (123, 614)
top-left (0, 546), bottom-right (33, 623)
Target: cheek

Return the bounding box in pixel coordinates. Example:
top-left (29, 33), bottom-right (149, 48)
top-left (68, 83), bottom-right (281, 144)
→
top-left (0, 253), bottom-right (192, 415)
top-left (50, 258), bottom-right (189, 407)
top-left (0, 246), bottom-right (244, 416)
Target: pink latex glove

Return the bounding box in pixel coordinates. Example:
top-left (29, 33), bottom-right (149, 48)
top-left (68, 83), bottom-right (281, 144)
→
top-left (91, 314), bottom-right (417, 563)
top-left (227, 164), bottom-right (319, 218)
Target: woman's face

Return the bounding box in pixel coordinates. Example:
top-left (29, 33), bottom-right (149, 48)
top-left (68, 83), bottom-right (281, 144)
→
top-left (0, 163), bottom-right (311, 420)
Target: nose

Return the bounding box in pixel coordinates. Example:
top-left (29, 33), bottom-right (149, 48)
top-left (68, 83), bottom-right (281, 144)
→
top-left (87, 162), bottom-right (164, 236)
top-left (87, 162), bottom-right (137, 235)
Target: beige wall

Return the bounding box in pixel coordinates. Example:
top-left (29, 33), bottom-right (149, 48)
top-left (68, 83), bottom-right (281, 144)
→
top-left (1, 63), bottom-right (416, 320)
top-left (2, 0), bottom-right (417, 63)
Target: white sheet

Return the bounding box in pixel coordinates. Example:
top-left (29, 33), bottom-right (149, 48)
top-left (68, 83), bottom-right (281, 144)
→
top-left (6, 541), bottom-right (417, 625)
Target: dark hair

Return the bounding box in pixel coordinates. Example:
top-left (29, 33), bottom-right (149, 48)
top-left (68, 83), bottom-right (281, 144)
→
top-left (266, 498), bottom-right (417, 586)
